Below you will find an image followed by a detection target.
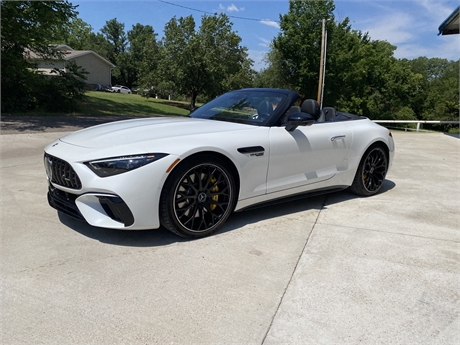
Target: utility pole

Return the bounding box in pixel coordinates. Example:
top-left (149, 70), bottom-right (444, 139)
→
top-left (317, 19), bottom-right (327, 108)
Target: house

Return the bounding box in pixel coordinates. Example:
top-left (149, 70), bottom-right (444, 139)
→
top-left (28, 44), bottom-right (116, 86)
top-left (438, 6), bottom-right (459, 35)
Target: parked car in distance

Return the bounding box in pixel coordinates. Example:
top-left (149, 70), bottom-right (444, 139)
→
top-left (111, 85), bottom-right (132, 94)
top-left (94, 84), bottom-right (112, 92)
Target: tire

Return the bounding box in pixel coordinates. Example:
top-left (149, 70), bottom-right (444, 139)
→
top-left (160, 155), bottom-right (237, 238)
top-left (350, 145), bottom-right (388, 196)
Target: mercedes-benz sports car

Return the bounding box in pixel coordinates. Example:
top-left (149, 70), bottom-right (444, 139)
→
top-left (44, 88), bottom-right (395, 238)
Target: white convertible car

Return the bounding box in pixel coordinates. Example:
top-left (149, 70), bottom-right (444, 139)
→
top-left (44, 88), bottom-right (394, 238)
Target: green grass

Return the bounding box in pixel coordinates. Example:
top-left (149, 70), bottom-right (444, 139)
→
top-left (5, 91), bottom-right (191, 117)
top-left (78, 91), bottom-right (190, 116)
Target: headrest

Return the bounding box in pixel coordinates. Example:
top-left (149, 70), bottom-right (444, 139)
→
top-left (301, 99), bottom-right (321, 119)
top-left (257, 100), bottom-right (273, 115)
top-left (322, 107), bottom-right (337, 121)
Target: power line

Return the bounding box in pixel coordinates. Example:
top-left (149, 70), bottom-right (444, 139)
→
top-left (156, 0), bottom-right (280, 24)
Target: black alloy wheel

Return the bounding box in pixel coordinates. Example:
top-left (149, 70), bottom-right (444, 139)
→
top-left (160, 156), bottom-right (236, 238)
top-left (350, 145), bottom-right (388, 196)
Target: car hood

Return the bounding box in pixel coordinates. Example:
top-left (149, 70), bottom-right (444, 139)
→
top-left (59, 117), bottom-right (255, 149)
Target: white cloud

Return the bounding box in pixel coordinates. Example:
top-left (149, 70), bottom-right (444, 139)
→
top-left (258, 36), bottom-right (271, 48)
top-left (363, 12), bottom-right (415, 45)
top-left (260, 20), bottom-right (280, 29)
top-left (227, 4), bottom-right (244, 12)
top-left (358, 1), bottom-right (460, 60)
top-left (219, 3), bottom-right (245, 12)
top-left (395, 37), bottom-right (460, 61)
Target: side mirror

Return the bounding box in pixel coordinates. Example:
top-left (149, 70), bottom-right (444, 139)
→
top-left (189, 106), bottom-right (200, 114)
top-left (285, 112), bottom-right (315, 131)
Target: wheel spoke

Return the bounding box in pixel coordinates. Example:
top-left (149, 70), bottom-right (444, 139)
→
top-left (173, 162), bottom-right (232, 233)
top-left (362, 148), bottom-right (387, 192)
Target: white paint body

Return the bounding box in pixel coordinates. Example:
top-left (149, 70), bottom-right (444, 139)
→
top-left (44, 116), bottom-right (394, 230)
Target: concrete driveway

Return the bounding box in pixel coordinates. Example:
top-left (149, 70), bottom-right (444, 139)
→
top-left (1, 127), bottom-right (458, 345)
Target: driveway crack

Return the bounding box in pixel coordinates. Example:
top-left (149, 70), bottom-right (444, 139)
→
top-left (261, 195), bottom-right (328, 344)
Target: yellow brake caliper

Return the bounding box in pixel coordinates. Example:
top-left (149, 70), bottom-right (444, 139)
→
top-left (210, 176), bottom-right (218, 210)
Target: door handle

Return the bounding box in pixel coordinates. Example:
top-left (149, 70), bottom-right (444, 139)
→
top-left (331, 135), bottom-right (346, 141)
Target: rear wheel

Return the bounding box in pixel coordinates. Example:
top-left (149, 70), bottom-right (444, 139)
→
top-left (350, 145), bottom-right (388, 196)
top-left (160, 155), bottom-right (236, 238)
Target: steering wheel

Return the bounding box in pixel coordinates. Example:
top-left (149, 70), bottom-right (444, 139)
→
top-left (250, 113), bottom-right (270, 121)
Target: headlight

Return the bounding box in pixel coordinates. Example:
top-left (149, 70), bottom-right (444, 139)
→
top-left (44, 155), bottom-right (53, 180)
top-left (85, 153), bottom-right (168, 177)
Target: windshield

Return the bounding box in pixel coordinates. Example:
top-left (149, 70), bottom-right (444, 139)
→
top-left (190, 90), bottom-right (287, 126)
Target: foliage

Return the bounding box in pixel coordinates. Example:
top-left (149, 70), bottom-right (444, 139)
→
top-left (260, 0), bottom-right (458, 129)
top-left (1, 0), bottom-right (82, 112)
top-left (2, 0), bottom-right (458, 129)
top-left (158, 14), bottom-right (253, 108)
top-left (30, 61), bottom-right (88, 112)
top-left (272, 0), bottom-right (336, 99)
top-left (253, 48), bottom-right (293, 89)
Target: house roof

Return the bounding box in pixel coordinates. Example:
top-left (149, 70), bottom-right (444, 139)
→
top-left (26, 45), bottom-right (116, 68)
top-left (63, 50), bottom-right (116, 68)
top-left (438, 6), bottom-right (459, 35)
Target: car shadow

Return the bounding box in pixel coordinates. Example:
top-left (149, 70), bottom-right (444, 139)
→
top-left (57, 179), bottom-right (396, 247)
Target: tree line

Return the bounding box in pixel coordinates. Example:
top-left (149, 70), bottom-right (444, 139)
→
top-left (1, 0), bottom-right (458, 131)
top-left (58, 13), bottom-right (254, 108)
top-left (256, 0), bottom-right (458, 131)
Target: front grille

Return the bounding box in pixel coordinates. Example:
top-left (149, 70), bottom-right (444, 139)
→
top-left (45, 154), bottom-right (82, 190)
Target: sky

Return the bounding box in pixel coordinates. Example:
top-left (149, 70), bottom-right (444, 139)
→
top-left (73, 0), bottom-right (460, 70)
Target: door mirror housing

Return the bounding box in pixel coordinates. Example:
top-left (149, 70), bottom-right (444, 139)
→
top-left (285, 112), bottom-right (316, 131)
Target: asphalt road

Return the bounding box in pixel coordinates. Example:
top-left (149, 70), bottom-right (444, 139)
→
top-left (1, 122), bottom-right (459, 344)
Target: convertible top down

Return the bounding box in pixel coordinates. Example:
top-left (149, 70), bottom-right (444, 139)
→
top-left (44, 88), bottom-right (395, 238)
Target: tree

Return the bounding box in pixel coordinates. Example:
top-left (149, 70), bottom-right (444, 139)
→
top-left (101, 18), bottom-right (127, 60)
top-left (137, 30), bottom-right (163, 96)
top-left (198, 14), bottom-right (254, 98)
top-left (53, 17), bottom-right (112, 60)
top-left (54, 17), bottom-right (93, 50)
top-left (127, 24), bottom-right (158, 89)
top-left (1, 0), bottom-right (83, 112)
top-left (416, 58), bottom-right (459, 131)
top-left (266, 0), bottom-right (426, 121)
top-left (253, 47), bottom-right (293, 89)
top-left (101, 18), bottom-right (128, 85)
top-left (158, 14), bottom-right (253, 108)
top-left (272, 0), bottom-right (336, 99)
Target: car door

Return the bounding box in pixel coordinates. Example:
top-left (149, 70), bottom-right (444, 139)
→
top-left (266, 122), bottom-right (352, 193)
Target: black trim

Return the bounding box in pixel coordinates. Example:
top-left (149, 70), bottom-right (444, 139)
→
top-left (237, 146), bottom-right (265, 154)
top-left (47, 185), bottom-right (135, 227)
top-left (97, 196), bottom-right (135, 227)
top-left (48, 185), bottom-right (84, 221)
top-left (236, 186), bottom-right (349, 212)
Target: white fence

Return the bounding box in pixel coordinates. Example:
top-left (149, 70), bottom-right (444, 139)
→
top-left (373, 120), bottom-right (459, 132)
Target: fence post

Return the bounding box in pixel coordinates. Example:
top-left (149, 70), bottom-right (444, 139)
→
top-left (416, 123), bottom-right (421, 132)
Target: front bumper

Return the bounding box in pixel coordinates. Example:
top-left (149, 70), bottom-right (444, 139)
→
top-left (44, 143), bottom-right (181, 230)
top-left (48, 184), bottom-right (135, 227)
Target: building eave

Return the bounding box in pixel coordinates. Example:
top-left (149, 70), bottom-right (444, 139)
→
top-left (438, 6), bottom-right (460, 35)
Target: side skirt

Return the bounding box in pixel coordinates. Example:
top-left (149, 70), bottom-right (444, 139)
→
top-left (235, 185), bottom-right (349, 212)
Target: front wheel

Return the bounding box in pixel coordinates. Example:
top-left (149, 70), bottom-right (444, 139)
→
top-left (350, 145), bottom-right (388, 196)
top-left (160, 155), bottom-right (237, 238)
